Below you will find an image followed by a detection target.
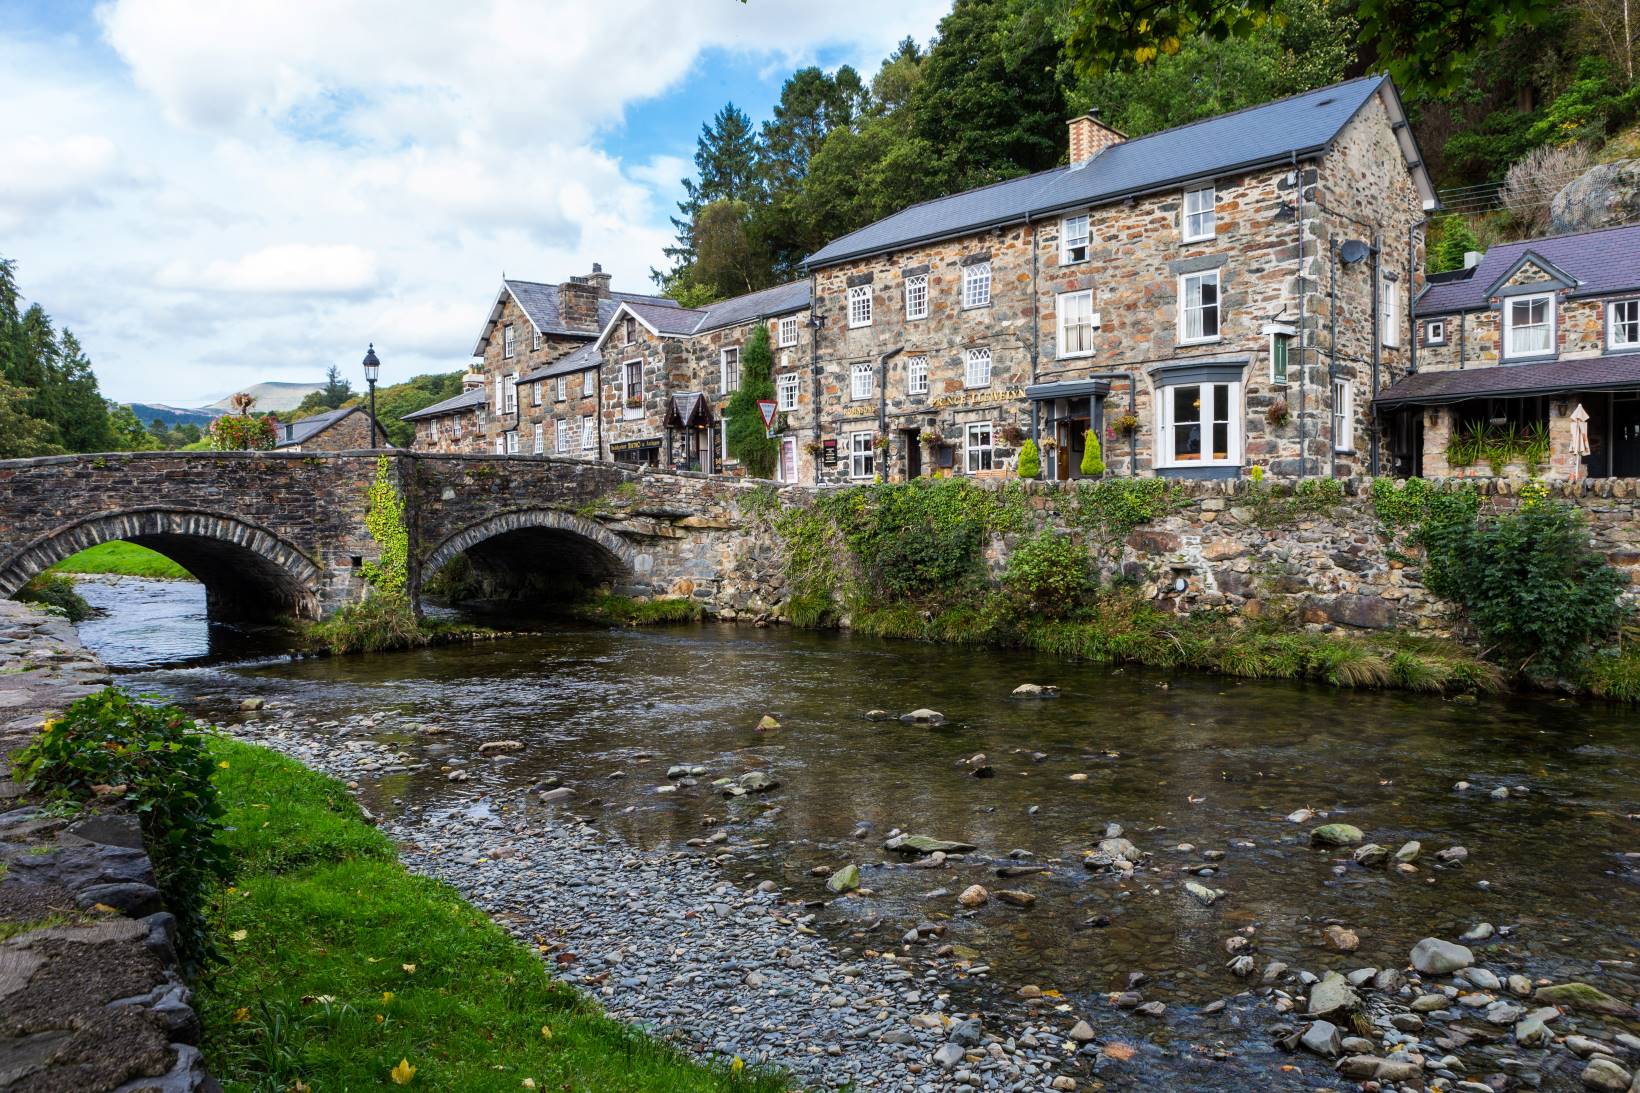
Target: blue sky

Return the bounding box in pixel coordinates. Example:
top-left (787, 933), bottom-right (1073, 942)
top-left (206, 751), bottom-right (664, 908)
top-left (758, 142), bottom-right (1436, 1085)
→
top-left (0, 1), bottom-right (948, 404)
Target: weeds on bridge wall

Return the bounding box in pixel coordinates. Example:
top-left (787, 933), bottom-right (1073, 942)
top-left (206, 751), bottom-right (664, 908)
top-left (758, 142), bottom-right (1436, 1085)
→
top-left (361, 455), bottom-right (409, 595)
top-left (307, 456), bottom-right (420, 653)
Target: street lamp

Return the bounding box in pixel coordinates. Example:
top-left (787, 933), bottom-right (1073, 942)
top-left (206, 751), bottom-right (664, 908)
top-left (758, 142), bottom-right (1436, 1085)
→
top-left (362, 343), bottom-right (381, 448)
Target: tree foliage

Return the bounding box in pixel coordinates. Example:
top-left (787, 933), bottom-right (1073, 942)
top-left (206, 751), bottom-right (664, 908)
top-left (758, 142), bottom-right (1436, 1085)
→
top-left (725, 324), bottom-right (778, 477)
top-left (1428, 214), bottom-right (1483, 273)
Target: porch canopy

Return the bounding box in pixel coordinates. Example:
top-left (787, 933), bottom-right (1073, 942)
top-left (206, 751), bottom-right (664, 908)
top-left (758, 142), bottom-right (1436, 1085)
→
top-left (1376, 353), bottom-right (1640, 408)
top-left (664, 392), bottom-right (714, 429)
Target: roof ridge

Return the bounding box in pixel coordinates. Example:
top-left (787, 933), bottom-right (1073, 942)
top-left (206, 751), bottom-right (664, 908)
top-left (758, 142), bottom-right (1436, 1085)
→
top-left (1474, 220), bottom-right (1640, 253)
top-left (1106, 74), bottom-right (1383, 154)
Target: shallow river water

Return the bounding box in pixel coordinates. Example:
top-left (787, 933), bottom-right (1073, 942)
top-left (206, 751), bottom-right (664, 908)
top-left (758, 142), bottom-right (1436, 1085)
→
top-left (75, 577), bottom-right (1640, 1090)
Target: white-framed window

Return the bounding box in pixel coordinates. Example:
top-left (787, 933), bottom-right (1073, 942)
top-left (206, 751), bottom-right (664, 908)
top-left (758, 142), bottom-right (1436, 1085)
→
top-left (1057, 290), bottom-right (1095, 358)
top-left (505, 430), bottom-right (519, 454)
top-left (429, 418), bottom-right (440, 441)
top-left (907, 355), bottom-right (929, 396)
top-left (964, 421), bottom-right (994, 473)
top-left (1333, 379), bottom-right (1353, 452)
top-left (622, 316), bottom-right (637, 345)
top-left (504, 373), bottom-right (518, 413)
top-left (532, 381), bottom-right (542, 407)
top-left (622, 359), bottom-right (643, 413)
top-left (1179, 271), bottom-right (1221, 344)
top-left (1158, 380), bottom-right (1241, 467)
top-left (848, 284), bottom-right (873, 328)
top-left (776, 372), bottom-right (799, 411)
top-left (850, 361), bottom-right (874, 401)
top-left (965, 346), bottom-right (992, 388)
top-left (1183, 185), bottom-right (1216, 242)
top-left (1382, 276), bottom-right (1400, 347)
top-left (531, 328), bottom-right (542, 351)
top-left (555, 419), bottom-right (568, 453)
top-left (1424, 318), bottom-right (1446, 346)
top-left (1609, 300), bottom-right (1640, 350)
top-left (584, 369), bottom-right (598, 398)
top-left (495, 436), bottom-right (505, 455)
top-left (555, 376), bottom-right (566, 401)
top-left (778, 315), bottom-right (799, 347)
top-left (721, 347), bottom-right (741, 393)
top-left (848, 431), bottom-right (875, 479)
top-left (533, 422), bottom-right (544, 455)
top-left (452, 414), bottom-right (462, 438)
top-left (581, 415), bottom-right (594, 450)
top-left (503, 323), bottom-right (516, 359)
top-left (1504, 293), bottom-right (1554, 359)
top-left (905, 274), bottom-right (928, 320)
top-left (962, 262), bottom-right (991, 309)
top-left (1061, 214), bottom-right (1090, 264)
top-left (1269, 332), bottom-right (1292, 385)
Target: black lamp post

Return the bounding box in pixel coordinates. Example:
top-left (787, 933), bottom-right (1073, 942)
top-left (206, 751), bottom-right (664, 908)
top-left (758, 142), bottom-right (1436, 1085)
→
top-left (362, 343), bottom-right (381, 448)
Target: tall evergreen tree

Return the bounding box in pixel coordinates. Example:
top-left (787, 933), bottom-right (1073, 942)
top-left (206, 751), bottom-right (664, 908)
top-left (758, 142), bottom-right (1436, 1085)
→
top-left (725, 324), bottom-right (777, 477)
top-left (661, 104), bottom-right (760, 287)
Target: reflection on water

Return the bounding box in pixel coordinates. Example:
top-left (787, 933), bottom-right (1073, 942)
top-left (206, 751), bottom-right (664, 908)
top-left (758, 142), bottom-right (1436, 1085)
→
top-left (75, 581), bottom-right (1640, 1087)
top-left (75, 577), bottom-right (293, 670)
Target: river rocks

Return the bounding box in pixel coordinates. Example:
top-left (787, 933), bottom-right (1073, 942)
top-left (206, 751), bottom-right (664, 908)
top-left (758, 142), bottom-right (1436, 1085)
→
top-left (1068, 1019), bottom-right (1095, 1042)
top-left (898, 708), bottom-right (945, 725)
top-left (1579, 1056), bottom-right (1633, 1092)
top-left (1227, 955), bottom-right (1256, 977)
top-left (1011, 683), bottom-right (1059, 698)
top-left (1459, 966), bottom-right (1501, 990)
top-left (478, 739), bottom-right (523, 755)
top-left (1307, 972), bottom-right (1359, 1018)
top-left (995, 889), bottom-right (1036, 908)
top-left (1515, 1016), bottom-right (1553, 1047)
top-left (884, 834), bottom-right (976, 855)
top-left (957, 884), bottom-right (989, 908)
top-left (1286, 808), bottom-right (1317, 823)
top-left (1322, 925), bottom-right (1360, 952)
top-left (949, 1017), bottom-right (983, 1047)
top-left (1535, 982), bottom-right (1636, 1017)
top-left (755, 714), bottom-right (780, 731)
top-left (239, 697), bottom-right (265, 710)
top-left (864, 709), bottom-right (892, 721)
top-left (1460, 922), bottom-right (1495, 943)
top-left (825, 864), bottom-right (861, 893)
top-left (1301, 1019), bottom-right (1342, 1057)
top-left (737, 771), bottom-right (779, 793)
top-left (931, 1042), bottom-right (965, 1070)
top-left (1352, 843), bottom-right (1389, 867)
top-left (1394, 840), bottom-right (1421, 863)
top-left (1310, 823), bottom-right (1364, 847)
top-left (1411, 938), bottom-right (1474, 975)
top-left (1435, 845), bottom-right (1469, 865)
top-left (1185, 880), bottom-right (1223, 906)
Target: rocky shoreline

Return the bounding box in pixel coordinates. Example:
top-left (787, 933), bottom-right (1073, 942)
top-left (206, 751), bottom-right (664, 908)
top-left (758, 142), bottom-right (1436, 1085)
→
top-left (220, 705), bottom-right (1640, 1093)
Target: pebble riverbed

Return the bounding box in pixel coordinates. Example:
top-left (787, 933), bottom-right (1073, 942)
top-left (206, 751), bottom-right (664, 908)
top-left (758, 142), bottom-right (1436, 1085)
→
top-left (209, 700), bottom-right (1640, 1093)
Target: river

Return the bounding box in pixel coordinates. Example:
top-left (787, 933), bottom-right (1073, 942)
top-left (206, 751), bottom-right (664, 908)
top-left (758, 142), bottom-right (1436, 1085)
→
top-left (73, 576), bottom-right (1640, 1090)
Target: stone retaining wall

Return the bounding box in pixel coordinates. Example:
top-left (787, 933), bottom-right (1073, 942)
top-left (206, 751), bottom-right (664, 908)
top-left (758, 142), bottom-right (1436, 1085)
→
top-left (0, 600), bottom-right (213, 1092)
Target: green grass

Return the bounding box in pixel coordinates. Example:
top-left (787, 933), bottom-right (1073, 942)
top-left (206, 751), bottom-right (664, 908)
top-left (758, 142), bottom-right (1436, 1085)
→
top-left (1585, 647), bottom-right (1640, 702)
top-left (201, 738), bottom-right (784, 1092)
top-left (48, 541), bottom-right (194, 580)
top-left (575, 593), bottom-right (703, 626)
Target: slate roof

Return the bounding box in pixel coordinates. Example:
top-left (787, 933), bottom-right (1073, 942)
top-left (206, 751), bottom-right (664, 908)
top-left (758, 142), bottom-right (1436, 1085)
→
top-left (596, 280), bottom-right (811, 348)
top-left (472, 279), bottom-right (680, 355)
top-left (803, 76), bottom-right (1430, 268)
top-left (400, 386), bottom-right (486, 421)
top-left (1374, 352), bottom-right (1640, 406)
top-left (1417, 222), bottom-right (1640, 315)
top-left (274, 406), bottom-right (384, 447)
top-left (520, 341), bottom-right (603, 384)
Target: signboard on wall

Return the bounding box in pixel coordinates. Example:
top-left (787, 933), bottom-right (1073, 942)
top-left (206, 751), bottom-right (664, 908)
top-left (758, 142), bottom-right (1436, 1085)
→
top-left (822, 439), bottom-right (838, 466)
top-left (609, 438), bottom-right (661, 454)
top-left (930, 384), bottom-right (1025, 410)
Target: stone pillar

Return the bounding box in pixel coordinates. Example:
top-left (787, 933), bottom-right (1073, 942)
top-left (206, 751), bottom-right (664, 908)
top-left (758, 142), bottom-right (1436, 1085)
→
top-left (1421, 406), bottom-right (1452, 478)
top-left (1548, 398), bottom-right (1585, 482)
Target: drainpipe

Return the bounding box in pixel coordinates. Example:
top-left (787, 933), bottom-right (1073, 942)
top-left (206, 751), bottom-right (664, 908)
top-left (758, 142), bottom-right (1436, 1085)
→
top-left (1328, 236), bottom-right (1340, 481)
top-left (1029, 215), bottom-right (1040, 445)
top-left (1407, 218), bottom-right (1424, 375)
top-left (1370, 231), bottom-right (1382, 476)
top-left (1293, 152), bottom-right (1309, 481)
top-left (596, 359), bottom-right (605, 462)
top-left (807, 271), bottom-right (821, 483)
top-left (879, 345), bottom-right (902, 479)
top-left (1459, 312), bottom-right (1467, 370)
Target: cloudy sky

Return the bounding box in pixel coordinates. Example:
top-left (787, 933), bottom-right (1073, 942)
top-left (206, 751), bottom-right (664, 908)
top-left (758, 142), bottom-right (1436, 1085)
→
top-left (0, 0), bottom-right (949, 405)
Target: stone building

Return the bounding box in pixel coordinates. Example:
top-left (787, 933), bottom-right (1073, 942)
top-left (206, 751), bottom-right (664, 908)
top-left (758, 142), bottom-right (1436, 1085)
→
top-left (401, 371), bottom-right (490, 453)
top-left (798, 75), bottom-right (1434, 484)
top-left (273, 405), bottom-right (390, 450)
top-left (465, 266), bottom-right (680, 454)
top-left (593, 281), bottom-right (811, 478)
top-left (1380, 222), bottom-right (1640, 480)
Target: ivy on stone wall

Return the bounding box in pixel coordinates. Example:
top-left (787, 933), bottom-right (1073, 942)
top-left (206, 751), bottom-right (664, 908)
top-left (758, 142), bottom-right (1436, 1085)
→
top-left (1243, 478), bottom-right (1345, 528)
top-left (1066, 478), bottom-right (1182, 554)
top-left (362, 455), bottom-right (409, 596)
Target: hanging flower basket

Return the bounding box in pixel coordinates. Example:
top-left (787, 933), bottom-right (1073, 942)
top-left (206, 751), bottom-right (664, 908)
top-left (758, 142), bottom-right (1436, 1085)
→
top-left (1111, 413), bottom-right (1139, 438)
top-left (1265, 398), bottom-right (1291, 428)
top-left (873, 435), bottom-right (891, 452)
top-left (804, 440), bottom-right (824, 456)
top-left (1000, 423), bottom-right (1025, 447)
top-left (919, 428), bottom-right (945, 447)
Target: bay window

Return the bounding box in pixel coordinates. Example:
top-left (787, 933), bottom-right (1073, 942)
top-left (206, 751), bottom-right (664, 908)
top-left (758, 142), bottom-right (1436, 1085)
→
top-left (1503, 293), bottom-right (1554, 359)
top-left (1158, 379), bottom-right (1240, 468)
top-left (1179, 271), bottom-right (1221, 344)
top-left (1058, 290), bottom-right (1095, 357)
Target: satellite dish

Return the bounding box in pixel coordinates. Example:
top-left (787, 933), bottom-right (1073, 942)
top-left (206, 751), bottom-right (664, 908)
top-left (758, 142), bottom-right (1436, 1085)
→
top-left (1339, 239), bottom-right (1372, 265)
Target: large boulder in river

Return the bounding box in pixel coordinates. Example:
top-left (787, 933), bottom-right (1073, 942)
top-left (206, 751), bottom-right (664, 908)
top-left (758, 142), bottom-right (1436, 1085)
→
top-left (1310, 823), bottom-right (1364, 847)
top-left (1307, 972), bottom-right (1359, 1018)
top-left (1550, 158), bottom-right (1640, 234)
top-left (1410, 937), bottom-right (1473, 975)
top-left (1533, 982), bottom-right (1635, 1017)
top-left (884, 834), bottom-right (977, 855)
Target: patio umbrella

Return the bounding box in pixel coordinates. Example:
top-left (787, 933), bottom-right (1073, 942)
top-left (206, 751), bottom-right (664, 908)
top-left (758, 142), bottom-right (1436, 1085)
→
top-left (1570, 402), bottom-right (1591, 458)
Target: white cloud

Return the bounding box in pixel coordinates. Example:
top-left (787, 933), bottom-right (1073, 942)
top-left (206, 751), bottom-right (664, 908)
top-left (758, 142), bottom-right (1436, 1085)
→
top-left (0, 1), bottom-right (949, 403)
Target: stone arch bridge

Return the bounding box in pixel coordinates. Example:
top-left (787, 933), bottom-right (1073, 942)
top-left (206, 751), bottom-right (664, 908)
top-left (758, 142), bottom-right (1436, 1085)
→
top-left (0, 452), bottom-right (786, 622)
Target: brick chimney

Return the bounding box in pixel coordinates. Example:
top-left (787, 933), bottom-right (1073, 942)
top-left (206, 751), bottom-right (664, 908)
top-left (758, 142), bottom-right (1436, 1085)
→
top-left (1067, 111), bottom-right (1125, 166)
top-left (559, 279), bottom-right (602, 333)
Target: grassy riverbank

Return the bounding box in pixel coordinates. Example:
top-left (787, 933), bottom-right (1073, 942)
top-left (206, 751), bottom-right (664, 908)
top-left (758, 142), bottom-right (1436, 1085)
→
top-left (48, 541), bottom-right (194, 579)
top-left (201, 737), bottom-right (781, 1091)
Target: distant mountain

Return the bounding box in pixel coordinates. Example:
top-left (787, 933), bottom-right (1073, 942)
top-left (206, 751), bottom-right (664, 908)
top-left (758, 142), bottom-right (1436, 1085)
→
top-left (128, 403), bottom-right (221, 428)
top-left (203, 381), bottom-right (325, 414)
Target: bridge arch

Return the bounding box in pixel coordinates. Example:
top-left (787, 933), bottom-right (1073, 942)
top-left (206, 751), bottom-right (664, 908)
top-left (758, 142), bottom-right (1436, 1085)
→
top-left (0, 508), bottom-right (323, 622)
top-left (420, 508), bottom-right (637, 603)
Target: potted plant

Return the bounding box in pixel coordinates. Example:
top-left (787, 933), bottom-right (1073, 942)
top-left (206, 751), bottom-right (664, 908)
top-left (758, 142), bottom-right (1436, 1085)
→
top-left (1017, 438), bottom-right (1042, 479)
top-left (624, 395), bottom-right (643, 409)
top-left (1110, 413), bottom-right (1139, 438)
top-left (920, 428), bottom-right (945, 447)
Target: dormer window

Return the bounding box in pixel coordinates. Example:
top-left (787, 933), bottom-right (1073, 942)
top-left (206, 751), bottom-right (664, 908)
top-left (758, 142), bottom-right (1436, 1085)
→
top-left (622, 316), bottom-right (636, 345)
top-left (1182, 185), bottom-right (1216, 243)
top-left (1424, 319), bottom-right (1446, 346)
top-left (1061, 214), bottom-right (1089, 264)
top-left (1609, 300), bottom-right (1640, 350)
top-left (1503, 293), bottom-right (1554, 360)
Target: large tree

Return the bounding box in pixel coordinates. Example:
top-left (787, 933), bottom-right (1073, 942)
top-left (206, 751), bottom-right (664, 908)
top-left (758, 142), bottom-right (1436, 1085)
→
top-left (0, 257), bottom-right (118, 453)
top-left (660, 104), bottom-right (761, 288)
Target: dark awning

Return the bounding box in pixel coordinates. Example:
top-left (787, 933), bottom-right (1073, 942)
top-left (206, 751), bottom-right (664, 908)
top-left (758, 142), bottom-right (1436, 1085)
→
top-left (1375, 353), bottom-right (1640, 408)
top-left (1025, 379), bottom-right (1110, 401)
top-left (664, 392), bottom-right (713, 429)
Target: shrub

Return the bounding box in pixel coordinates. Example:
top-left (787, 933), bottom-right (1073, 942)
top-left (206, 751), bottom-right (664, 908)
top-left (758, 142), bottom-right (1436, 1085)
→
top-left (1501, 142), bottom-right (1592, 235)
top-left (1081, 433), bottom-right (1105, 477)
top-left (1428, 214), bottom-right (1482, 274)
top-left (725, 324), bottom-right (777, 477)
top-left (307, 594), bottom-right (424, 654)
top-left (1017, 438), bottom-right (1041, 479)
top-left (16, 572), bottom-right (94, 622)
top-left (1422, 500), bottom-right (1628, 679)
top-left (1004, 532), bottom-right (1090, 617)
top-left (823, 479), bottom-right (1009, 602)
top-left (13, 689), bottom-right (228, 974)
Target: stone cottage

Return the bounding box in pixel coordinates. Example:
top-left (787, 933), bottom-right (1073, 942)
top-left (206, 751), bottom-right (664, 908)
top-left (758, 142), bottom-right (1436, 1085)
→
top-left (401, 370), bottom-right (490, 453)
top-left (1379, 221), bottom-right (1640, 480)
top-left (272, 405), bottom-right (391, 450)
top-left (798, 74), bottom-right (1435, 484)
